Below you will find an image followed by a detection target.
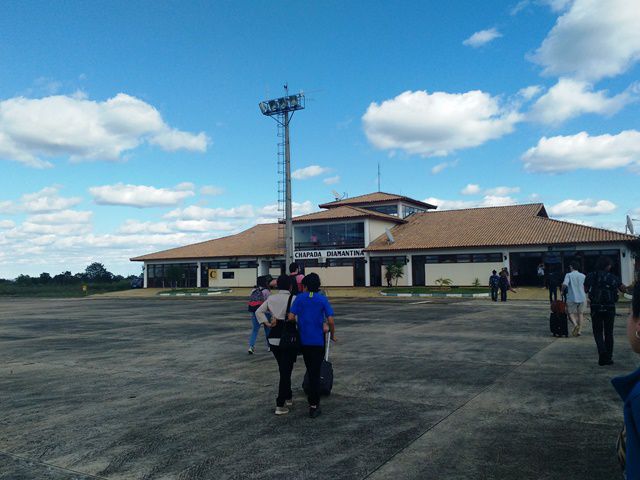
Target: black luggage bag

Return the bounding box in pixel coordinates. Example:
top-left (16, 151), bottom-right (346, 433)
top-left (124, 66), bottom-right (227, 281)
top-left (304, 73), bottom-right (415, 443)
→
top-left (303, 332), bottom-right (333, 396)
top-left (550, 295), bottom-right (568, 337)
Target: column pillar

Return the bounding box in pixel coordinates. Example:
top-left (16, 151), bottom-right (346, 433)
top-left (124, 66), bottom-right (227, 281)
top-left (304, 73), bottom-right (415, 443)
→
top-left (143, 263), bottom-right (148, 288)
top-left (364, 252), bottom-right (371, 287)
top-left (196, 261), bottom-right (202, 288)
top-left (405, 255), bottom-right (412, 286)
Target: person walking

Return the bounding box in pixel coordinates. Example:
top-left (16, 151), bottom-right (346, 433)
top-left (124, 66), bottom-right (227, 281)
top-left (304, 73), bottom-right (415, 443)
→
top-left (256, 275), bottom-right (296, 415)
top-left (585, 256), bottom-right (626, 365)
top-left (288, 273), bottom-right (336, 418)
top-left (547, 267), bottom-right (560, 303)
top-left (247, 275), bottom-right (271, 354)
top-left (562, 260), bottom-right (586, 337)
top-left (289, 262), bottom-right (305, 295)
top-left (498, 270), bottom-right (509, 302)
top-left (537, 263), bottom-right (545, 288)
top-left (489, 270), bottom-right (500, 302)
top-left (611, 281), bottom-right (640, 479)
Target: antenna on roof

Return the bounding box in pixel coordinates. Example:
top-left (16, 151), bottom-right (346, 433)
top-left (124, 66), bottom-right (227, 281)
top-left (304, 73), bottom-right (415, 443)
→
top-left (377, 161), bottom-right (381, 192)
top-left (626, 215), bottom-right (638, 235)
top-left (385, 228), bottom-right (395, 244)
top-left (331, 190), bottom-right (346, 201)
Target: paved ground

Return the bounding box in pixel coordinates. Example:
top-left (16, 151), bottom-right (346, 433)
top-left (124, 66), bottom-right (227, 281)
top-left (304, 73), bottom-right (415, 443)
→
top-left (0, 297), bottom-right (632, 479)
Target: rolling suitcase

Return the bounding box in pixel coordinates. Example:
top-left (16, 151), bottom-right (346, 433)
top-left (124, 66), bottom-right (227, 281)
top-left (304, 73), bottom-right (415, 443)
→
top-left (550, 295), bottom-right (568, 337)
top-left (303, 332), bottom-right (333, 397)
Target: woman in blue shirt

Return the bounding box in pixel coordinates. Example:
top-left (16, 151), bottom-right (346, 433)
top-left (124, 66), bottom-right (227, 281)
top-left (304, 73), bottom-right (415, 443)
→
top-left (612, 281), bottom-right (640, 479)
top-left (289, 273), bottom-right (336, 418)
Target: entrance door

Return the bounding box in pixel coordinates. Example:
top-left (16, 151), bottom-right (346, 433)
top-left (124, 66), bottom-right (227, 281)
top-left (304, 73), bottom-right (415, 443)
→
top-left (412, 255), bottom-right (426, 286)
top-left (353, 259), bottom-right (366, 286)
top-left (370, 258), bottom-right (382, 287)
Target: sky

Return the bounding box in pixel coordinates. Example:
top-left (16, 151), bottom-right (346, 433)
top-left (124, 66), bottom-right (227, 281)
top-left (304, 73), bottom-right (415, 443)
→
top-left (0, 0), bottom-right (639, 279)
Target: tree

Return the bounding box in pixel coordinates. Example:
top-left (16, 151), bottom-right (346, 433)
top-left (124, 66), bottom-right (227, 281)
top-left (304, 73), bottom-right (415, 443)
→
top-left (385, 263), bottom-right (404, 287)
top-left (84, 262), bottom-right (113, 282)
top-left (39, 272), bottom-right (52, 284)
top-left (53, 271), bottom-right (77, 285)
top-left (15, 274), bottom-right (33, 285)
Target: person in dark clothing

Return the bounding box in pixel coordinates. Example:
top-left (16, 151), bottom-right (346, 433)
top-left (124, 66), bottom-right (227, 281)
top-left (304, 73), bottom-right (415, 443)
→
top-left (547, 268), bottom-right (560, 303)
top-left (289, 262), bottom-right (304, 296)
top-left (489, 270), bottom-right (500, 302)
top-left (498, 270), bottom-right (510, 302)
top-left (289, 273), bottom-right (336, 418)
top-left (584, 256), bottom-right (626, 366)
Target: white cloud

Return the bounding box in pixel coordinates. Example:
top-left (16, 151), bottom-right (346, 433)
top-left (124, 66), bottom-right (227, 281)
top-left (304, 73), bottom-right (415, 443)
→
top-left (529, 78), bottom-right (637, 124)
top-left (362, 90), bottom-right (521, 157)
top-left (21, 186), bottom-right (82, 213)
top-left (323, 175), bottom-right (340, 185)
top-left (518, 85), bottom-right (544, 101)
top-left (463, 28), bottom-right (502, 48)
top-left (461, 184), bottom-right (481, 195)
top-left (548, 199), bottom-right (617, 216)
top-left (90, 183), bottom-right (195, 208)
top-left (164, 204), bottom-right (255, 220)
top-left (117, 220), bottom-right (173, 235)
top-left (424, 195), bottom-right (518, 211)
top-left (173, 219), bottom-right (236, 233)
top-left (522, 130), bottom-right (640, 172)
top-left (259, 201), bottom-right (315, 218)
top-left (200, 185), bottom-right (224, 196)
top-left (0, 220), bottom-right (14, 229)
top-left (431, 160), bottom-right (458, 174)
top-left (531, 0), bottom-right (640, 81)
top-left (0, 93), bottom-right (209, 168)
top-left (484, 186), bottom-right (521, 196)
top-left (292, 165), bottom-right (330, 180)
top-left (27, 210), bottom-right (92, 225)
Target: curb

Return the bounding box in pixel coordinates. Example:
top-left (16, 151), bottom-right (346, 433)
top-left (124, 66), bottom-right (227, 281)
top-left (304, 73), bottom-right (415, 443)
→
top-left (158, 288), bottom-right (232, 297)
top-left (380, 291), bottom-right (490, 298)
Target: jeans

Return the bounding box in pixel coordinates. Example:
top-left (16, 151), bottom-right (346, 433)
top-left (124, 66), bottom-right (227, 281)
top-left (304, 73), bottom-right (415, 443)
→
top-left (490, 287), bottom-right (498, 301)
top-left (301, 345), bottom-right (325, 407)
top-left (500, 287), bottom-right (507, 302)
top-left (549, 287), bottom-right (557, 303)
top-left (270, 345), bottom-right (296, 407)
top-left (249, 313), bottom-right (270, 348)
top-left (592, 308), bottom-right (615, 361)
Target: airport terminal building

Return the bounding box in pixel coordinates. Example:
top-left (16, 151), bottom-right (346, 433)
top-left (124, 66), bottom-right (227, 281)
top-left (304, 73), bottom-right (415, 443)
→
top-left (131, 192), bottom-right (638, 288)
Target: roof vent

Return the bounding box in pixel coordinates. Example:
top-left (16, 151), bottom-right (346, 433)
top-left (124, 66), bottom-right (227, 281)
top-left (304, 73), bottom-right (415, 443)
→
top-left (385, 228), bottom-right (395, 244)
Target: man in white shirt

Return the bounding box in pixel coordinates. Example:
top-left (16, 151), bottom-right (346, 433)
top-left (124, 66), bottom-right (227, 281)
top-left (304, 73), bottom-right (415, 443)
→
top-left (562, 260), bottom-right (587, 337)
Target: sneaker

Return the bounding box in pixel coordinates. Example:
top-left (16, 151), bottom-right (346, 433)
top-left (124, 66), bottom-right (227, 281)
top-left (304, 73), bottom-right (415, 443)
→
top-left (285, 399), bottom-right (293, 407)
top-left (275, 406), bottom-right (289, 415)
top-left (248, 346), bottom-right (254, 354)
top-left (571, 325), bottom-right (579, 337)
top-left (309, 406), bottom-right (322, 418)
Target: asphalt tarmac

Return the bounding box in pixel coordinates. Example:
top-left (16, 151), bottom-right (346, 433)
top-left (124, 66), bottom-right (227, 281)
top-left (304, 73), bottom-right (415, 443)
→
top-left (0, 297), bottom-right (632, 479)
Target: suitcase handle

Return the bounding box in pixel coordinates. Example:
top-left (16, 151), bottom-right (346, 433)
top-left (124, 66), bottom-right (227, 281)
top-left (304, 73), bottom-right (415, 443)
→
top-left (324, 331), bottom-right (331, 362)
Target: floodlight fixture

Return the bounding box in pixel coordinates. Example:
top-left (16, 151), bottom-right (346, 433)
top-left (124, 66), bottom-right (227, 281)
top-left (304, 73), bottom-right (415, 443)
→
top-left (259, 93), bottom-right (305, 118)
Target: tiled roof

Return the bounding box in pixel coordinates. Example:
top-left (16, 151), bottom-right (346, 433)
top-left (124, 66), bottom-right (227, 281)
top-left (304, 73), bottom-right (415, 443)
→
top-left (318, 191), bottom-right (436, 210)
top-left (293, 205), bottom-right (406, 224)
top-left (365, 203), bottom-right (636, 252)
top-left (130, 223), bottom-right (282, 261)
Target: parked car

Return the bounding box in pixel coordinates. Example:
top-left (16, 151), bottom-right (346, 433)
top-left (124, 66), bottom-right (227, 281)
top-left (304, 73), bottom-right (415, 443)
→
top-left (130, 276), bottom-right (144, 288)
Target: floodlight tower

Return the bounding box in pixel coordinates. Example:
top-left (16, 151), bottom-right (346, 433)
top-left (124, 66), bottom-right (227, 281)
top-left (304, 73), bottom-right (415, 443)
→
top-left (259, 86), bottom-right (305, 267)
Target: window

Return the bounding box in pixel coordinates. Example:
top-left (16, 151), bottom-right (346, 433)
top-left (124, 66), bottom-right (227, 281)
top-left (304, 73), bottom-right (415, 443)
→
top-left (294, 222), bottom-right (364, 250)
top-left (222, 272), bottom-right (235, 279)
top-left (364, 205), bottom-right (398, 216)
top-left (457, 254), bottom-right (472, 263)
top-left (402, 205), bottom-right (425, 218)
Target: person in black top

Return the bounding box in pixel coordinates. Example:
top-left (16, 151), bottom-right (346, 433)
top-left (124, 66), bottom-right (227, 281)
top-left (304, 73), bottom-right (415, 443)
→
top-left (547, 267), bottom-right (560, 303)
top-left (584, 256), bottom-right (626, 366)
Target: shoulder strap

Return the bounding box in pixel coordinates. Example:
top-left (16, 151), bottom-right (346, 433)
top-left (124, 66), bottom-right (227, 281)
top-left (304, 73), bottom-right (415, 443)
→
top-left (285, 294), bottom-right (294, 316)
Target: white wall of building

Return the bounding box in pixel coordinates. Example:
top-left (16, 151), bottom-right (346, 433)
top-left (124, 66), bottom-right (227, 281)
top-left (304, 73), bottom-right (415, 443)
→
top-left (425, 263), bottom-right (503, 286)
top-left (306, 266), bottom-right (354, 287)
top-left (368, 219), bottom-right (397, 245)
top-left (207, 268), bottom-right (257, 287)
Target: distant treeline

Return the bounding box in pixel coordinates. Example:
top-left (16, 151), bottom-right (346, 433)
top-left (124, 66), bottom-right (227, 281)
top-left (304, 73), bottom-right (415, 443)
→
top-left (0, 262), bottom-right (138, 285)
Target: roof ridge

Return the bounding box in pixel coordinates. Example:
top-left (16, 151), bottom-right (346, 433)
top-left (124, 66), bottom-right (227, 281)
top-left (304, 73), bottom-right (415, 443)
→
top-left (535, 216), bottom-right (636, 239)
top-left (422, 202), bottom-right (544, 214)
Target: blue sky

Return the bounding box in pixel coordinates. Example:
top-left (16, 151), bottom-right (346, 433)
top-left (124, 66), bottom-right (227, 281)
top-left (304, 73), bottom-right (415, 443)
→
top-left (0, 0), bottom-right (639, 278)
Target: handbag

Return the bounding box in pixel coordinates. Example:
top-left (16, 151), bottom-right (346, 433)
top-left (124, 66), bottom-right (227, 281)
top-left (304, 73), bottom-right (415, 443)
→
top-left (278, 295), bottom-right (300, 351)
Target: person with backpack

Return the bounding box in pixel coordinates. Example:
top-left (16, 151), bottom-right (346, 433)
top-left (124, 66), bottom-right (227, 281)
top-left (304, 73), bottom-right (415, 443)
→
top-left (288, 273), bottom-right (336, 418)
top-left (247, 275), bottom-right (271, 354)
top-left (256, 274), bottom-right (297, 415)
top-left (585, 256), bottom-right (626, 365)
top-left (289, 262), bottom-right (304, 296)
top-left (489, 270), bottom-right (500, 302)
